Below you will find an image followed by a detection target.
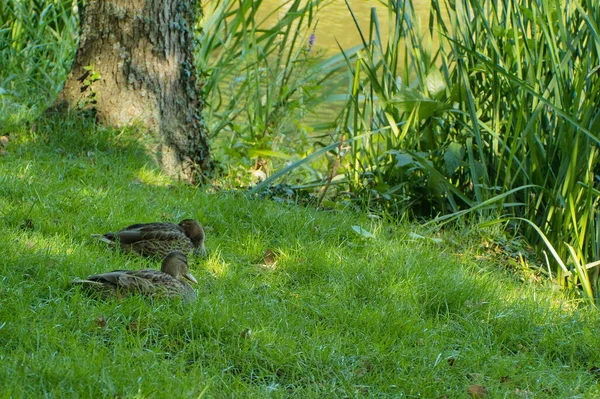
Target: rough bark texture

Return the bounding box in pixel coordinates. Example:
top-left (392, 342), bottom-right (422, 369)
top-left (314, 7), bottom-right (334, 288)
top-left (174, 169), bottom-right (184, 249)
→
top-left (53, 0), bottom-right (211, 182)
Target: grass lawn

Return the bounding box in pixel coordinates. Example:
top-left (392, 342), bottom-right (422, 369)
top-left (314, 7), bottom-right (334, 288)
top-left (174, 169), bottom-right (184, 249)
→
top-left (1, 115), bottom-right (599, 398)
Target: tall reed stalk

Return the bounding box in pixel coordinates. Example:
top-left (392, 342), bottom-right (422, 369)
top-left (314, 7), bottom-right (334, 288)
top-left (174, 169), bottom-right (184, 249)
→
top-left (197, 0), bottom-right (350, 184)
top-left (335, 0), bottom-right (600, 303)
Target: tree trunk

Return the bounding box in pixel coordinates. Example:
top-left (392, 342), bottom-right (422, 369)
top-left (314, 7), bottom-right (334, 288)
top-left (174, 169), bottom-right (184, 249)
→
top-left (52, 0), bottom-right (211, 182)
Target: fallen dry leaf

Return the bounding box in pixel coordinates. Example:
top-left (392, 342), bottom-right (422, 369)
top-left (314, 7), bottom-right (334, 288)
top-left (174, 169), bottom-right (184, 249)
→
top-left (240, 328), bottom-right (252, 339)
top-left (467, 385), bottom-right (488, 398)
top-left (258, 249), bottom-right (279, 270)
top-left (94, 316), bottom-right (107, 328)
top-left (0, 135), bottom-right (9, 147)
top-left (264, 249), bottom-right (277, 265)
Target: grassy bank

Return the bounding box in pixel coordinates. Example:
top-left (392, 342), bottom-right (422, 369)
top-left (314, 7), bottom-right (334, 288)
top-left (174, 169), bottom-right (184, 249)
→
top-left (1, 115), bottom-right (599, 397)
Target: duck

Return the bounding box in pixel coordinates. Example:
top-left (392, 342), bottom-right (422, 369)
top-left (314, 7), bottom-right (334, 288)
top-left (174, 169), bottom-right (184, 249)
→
top-left (92, 219), bottom-right (206, 259)
top-left (72, 251), bottom-right (198, 300)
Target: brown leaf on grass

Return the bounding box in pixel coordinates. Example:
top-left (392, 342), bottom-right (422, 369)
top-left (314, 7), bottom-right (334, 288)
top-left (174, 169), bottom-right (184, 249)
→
top-left (0, 135), bottom-right (9, 148)
top-left (240, 328), bottom-right (252, 339)
top-left (264, 249), bottom-right (277, 265)
top-left (467, 385), bottom-right (488, 398)
top-left (259, 249), bottom-right (279, 270)
top-left (94, 316), bottom-right (107, 328)
top-left (0, 148), bottom-right (5, 156)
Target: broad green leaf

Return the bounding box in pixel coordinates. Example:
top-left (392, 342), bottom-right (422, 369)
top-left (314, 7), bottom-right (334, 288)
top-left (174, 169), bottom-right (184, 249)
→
top-left (443, 142), bottom-right (464, 175)
top-left (351, 225), bottom-right (375, 239)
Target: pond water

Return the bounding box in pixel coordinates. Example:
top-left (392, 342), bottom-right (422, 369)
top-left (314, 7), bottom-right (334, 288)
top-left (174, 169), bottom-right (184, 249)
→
top-left (261, 0), bottom-right (433, 52)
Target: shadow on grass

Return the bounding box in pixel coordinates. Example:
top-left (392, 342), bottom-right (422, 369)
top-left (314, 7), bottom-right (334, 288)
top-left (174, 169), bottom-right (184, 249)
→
top-left (29, 111), bottom-right (155, 162)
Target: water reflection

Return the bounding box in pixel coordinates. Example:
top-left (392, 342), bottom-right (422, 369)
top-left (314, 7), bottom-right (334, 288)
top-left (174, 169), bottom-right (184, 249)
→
top-left (261, 0), bottom-right (431, 52)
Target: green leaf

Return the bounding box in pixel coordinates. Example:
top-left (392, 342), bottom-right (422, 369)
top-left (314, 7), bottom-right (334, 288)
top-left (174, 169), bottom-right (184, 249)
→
top-left (386, 86), bottom-right (449, 120)
top-left (443, 142), bottom-right (464, 175)
top-left (425, 68), bottom-right (446, 99)
top-left (351, 225), bottom-right (375, 239)
top-left (388, 150), bottom-right (414, 168)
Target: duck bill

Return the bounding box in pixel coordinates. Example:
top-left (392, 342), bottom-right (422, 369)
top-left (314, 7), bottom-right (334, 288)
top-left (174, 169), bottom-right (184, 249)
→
top-left (184, 272), bottom-right (198, 284)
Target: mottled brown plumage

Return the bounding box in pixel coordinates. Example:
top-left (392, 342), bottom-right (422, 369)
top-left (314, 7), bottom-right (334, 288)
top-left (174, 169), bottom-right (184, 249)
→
top-left (92, 219), bottom-right (206, 259)
top-left (72, 251), bottom-right (198, 300)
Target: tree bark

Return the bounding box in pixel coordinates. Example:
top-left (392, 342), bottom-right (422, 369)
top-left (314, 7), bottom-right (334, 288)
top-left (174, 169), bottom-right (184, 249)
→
top-left (52, 0), bottom-right (211, 182)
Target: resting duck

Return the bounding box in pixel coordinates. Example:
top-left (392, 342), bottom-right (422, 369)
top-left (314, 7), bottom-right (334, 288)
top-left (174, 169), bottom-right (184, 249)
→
top-left (92, 219), bottom-right (206, 259)
top-left (72, 251), bottom-right (198, 300)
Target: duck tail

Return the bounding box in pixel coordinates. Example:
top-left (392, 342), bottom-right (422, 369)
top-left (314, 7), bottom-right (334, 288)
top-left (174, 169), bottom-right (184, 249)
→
top-left (91, 234), bottom-right (116, 245)
top-left (71, 278), bottom-right (102, 286)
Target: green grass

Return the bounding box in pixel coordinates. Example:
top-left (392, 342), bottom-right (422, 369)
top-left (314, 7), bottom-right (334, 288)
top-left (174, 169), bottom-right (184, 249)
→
top-left (1, 114), bottom-right (600, 397)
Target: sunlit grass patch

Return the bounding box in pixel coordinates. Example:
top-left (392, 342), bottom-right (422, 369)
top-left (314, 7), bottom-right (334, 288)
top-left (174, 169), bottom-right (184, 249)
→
top-left (134, 166), bottom-right (174, 187)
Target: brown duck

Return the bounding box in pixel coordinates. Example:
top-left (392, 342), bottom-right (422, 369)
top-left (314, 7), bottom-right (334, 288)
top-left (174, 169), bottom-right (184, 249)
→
top-left (92, 219), bottom-right (206, 259)
top-left (72, 251), bottom-right (198, 300)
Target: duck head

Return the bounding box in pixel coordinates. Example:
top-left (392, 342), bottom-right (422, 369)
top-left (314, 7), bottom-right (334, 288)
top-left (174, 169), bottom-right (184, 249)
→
top-left (179, 219), bottom-right (206, 256)
top-left (162, 251), bottom-right (198, 284)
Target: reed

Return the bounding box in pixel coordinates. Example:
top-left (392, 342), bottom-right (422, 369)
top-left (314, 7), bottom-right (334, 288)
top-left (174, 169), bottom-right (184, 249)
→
top-left (197, 0), bottom-right (350, 185)
top-left (333, 0), bottom-right (600, 303)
